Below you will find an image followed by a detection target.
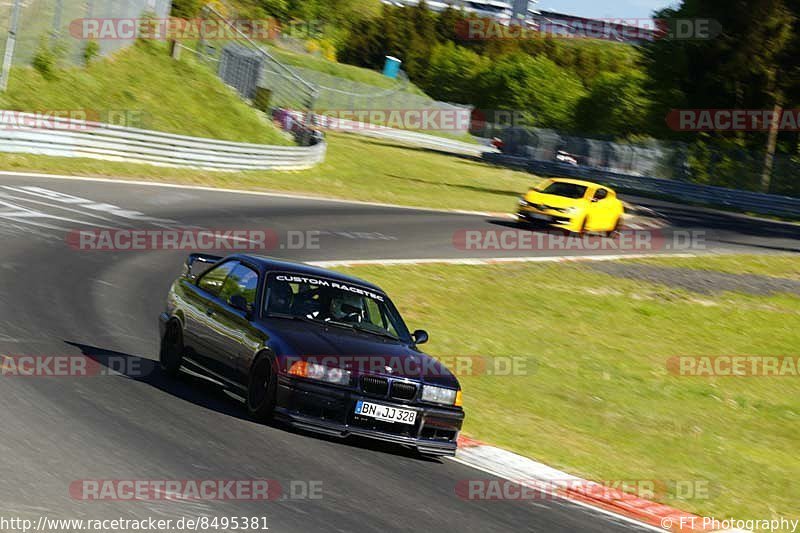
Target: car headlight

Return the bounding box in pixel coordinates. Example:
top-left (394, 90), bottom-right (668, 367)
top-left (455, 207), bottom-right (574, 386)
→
top-left (288, 361), bottom-right (351, 385)
top-left (564, 206), bottom-right (581, 214)
top-left (422, 385), bottom-right (459, 406)
top-left (518, 197), bottom-right (530, 207)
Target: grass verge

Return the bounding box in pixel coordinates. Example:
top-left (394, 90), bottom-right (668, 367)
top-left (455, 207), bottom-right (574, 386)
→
top-left (0, 131), bottom-right (535, 213)
top-left (0, 42), bottom-right (289, 145)
top-left (339, 255), bottom-right (800, 523)
top-left (266, 44), bottom-right (427, 94)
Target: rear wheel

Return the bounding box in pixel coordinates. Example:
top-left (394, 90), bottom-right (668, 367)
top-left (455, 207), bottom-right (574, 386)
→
top-left (247, 355), bottom-right (277, 422)
top-left (605, 217), bottom-right (621, 238)
top-left (159, 320), bottom-right (183, 377)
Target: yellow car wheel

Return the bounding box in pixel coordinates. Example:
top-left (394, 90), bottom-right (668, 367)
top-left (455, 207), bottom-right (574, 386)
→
top-left (604, 217), bottom-right (621, 238)
top-left (575, 216), bottom-right (587, 235)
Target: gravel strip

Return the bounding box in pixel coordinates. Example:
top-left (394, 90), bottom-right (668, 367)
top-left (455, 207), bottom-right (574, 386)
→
top-left (589, 263), bottom-right (800, 296)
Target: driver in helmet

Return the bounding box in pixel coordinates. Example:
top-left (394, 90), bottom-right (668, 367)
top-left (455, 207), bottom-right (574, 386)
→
top-left (329, 293), bottom-right (365, 323)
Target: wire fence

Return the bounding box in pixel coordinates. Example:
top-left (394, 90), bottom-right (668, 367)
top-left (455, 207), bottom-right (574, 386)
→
top-left (497, 126), bottom-right (800, 197)
top-left (189, 7), bottom-right (472, 134)
top-left (194, 5), bottom-right (318, 116)
top-left (0, 0), bottom-right (170, 66)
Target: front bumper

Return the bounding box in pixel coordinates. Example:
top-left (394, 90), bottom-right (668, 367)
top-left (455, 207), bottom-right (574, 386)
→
top-left (274, 375), bottom-right (464, 456)
top-left (517, 206), bottom-right (581, 231)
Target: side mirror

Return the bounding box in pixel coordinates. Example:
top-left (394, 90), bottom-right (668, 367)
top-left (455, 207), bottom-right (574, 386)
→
top-left (412, 330), bottom-right (429, 345)
top-left (229, 294), bottom-right (250, 314)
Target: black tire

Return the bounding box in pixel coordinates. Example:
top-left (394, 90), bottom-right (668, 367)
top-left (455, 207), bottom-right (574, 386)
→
top-left (159, 320), bottom-right (184, 377)
top-left (247, 354), bottom-right (277, 422)
top-left (573, 216), bottom-right (587, 236)
top-left (605, 217), bottom-right (621, 238)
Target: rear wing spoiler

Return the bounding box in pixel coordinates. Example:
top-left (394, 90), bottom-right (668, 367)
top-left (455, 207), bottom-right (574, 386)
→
top-left (183, 253), bottom-right (223, 280)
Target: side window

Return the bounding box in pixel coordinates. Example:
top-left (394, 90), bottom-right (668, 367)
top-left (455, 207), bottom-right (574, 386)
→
top-left (365, 299), bottom-right (386, 329)
top-left (219, 264), bottom-right (260, 306)
top-left (197, 261), bottom-right (239, 296)
top-left (365, 299), bottom-right (399, 337)
top-left (594, 188), bottom-right (608, 201)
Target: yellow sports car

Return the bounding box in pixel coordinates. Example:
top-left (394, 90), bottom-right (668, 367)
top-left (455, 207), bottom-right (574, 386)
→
top-left (516, 178), bottom-right (625, 235)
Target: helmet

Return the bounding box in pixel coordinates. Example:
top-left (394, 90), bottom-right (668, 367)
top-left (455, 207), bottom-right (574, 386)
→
top-left (330, 294), bottom-right (364, 322)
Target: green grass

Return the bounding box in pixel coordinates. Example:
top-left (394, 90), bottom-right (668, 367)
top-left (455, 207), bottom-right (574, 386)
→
top-left (0, 131), bottom-right (535, 212)
top-left (338, 255), bottom-right (800, 523)
top-left (266, 44), bottom-right (427, 94)
top-left (0, 42), bottom-right (290, 145)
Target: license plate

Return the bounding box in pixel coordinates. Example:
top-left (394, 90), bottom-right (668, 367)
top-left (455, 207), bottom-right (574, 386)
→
top-left (529, 213), bottom-right (552, 221)
top-left (355, 401), bottom-right (417, 425)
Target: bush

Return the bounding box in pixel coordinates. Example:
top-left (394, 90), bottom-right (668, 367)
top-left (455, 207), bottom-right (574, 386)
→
top-left (83, 40), bottom-right (100, 66)
top-left (32, 37), bottom-right (65, 80)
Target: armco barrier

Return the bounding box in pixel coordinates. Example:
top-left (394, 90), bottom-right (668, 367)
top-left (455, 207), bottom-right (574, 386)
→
top-left (313, 114), bottom-right (495, 157)
top-left (484, 154), bottom-right (800, 219)
top-left (0, 112), bottom-right (326, 171)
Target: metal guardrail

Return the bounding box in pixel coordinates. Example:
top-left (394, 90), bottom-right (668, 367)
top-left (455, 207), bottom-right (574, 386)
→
top-left (0, 111), bottom-right (327, 171)
top-left (312, 114), bottom-right (495, 157)
top-left (484, 154), bottom-right (800, 219)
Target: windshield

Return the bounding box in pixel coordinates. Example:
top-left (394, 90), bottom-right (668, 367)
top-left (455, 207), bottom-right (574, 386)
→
top-left (538, 181), bottom-right (588, 199)
top-left (264, 273), bottom-right (411, 342)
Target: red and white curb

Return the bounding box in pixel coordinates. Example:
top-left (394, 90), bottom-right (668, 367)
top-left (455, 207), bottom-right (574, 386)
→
top-left (452, 435), bottom-right (748, 533)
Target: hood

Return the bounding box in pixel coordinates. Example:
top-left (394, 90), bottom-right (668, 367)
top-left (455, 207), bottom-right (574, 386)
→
top-left (261, 318), bottom-right (460, 388)
top-left (525, 190), bottom-right (587, 209)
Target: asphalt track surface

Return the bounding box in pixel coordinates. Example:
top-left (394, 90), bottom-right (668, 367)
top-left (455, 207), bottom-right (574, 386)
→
top-left (0, 174), bottom-right (797, 533)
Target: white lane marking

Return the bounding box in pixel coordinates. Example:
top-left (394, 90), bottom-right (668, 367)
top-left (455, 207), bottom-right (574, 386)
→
top-left (0, 217), bottom-right (73, 231)
top-left (0, 199), bottom-right (102, 230)
top-left (0, 191), bottom-right (129, 227)
top-left (2, 186), bottom-right (182, 227)
top-left (307, 253), bottom-right (700, 268)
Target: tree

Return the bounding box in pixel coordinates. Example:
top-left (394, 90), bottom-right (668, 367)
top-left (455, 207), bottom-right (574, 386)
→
top-left (421, 42), bottom-right (489, 103)
top-left (477, 53), bottom-right (587, 131)
top-left (643, 0), bottom-right (798, 191)
top-left (576, 71), bottom-right (651, 138)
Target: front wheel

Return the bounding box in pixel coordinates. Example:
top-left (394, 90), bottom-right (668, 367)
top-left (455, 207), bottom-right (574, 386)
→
top-left (247, 355), bottom-right (277, 422)
top-left (159, 320), bottom-right (184, 377)
top-left (572, 216), bottom-right (587, 236)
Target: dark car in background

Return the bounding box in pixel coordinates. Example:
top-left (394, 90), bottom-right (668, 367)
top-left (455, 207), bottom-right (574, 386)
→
top-left (158, 254), bottom-right (464, 456)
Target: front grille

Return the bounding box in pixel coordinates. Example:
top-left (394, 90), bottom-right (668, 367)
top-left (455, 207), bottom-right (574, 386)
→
top-left (390, 381), bottom-right (418, 401)
top-left (360, 375), bottom-right (389, 396)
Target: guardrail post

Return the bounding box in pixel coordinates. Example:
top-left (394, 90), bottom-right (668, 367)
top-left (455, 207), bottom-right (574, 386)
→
top-left (0, 0), bottom-right (22, 92)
